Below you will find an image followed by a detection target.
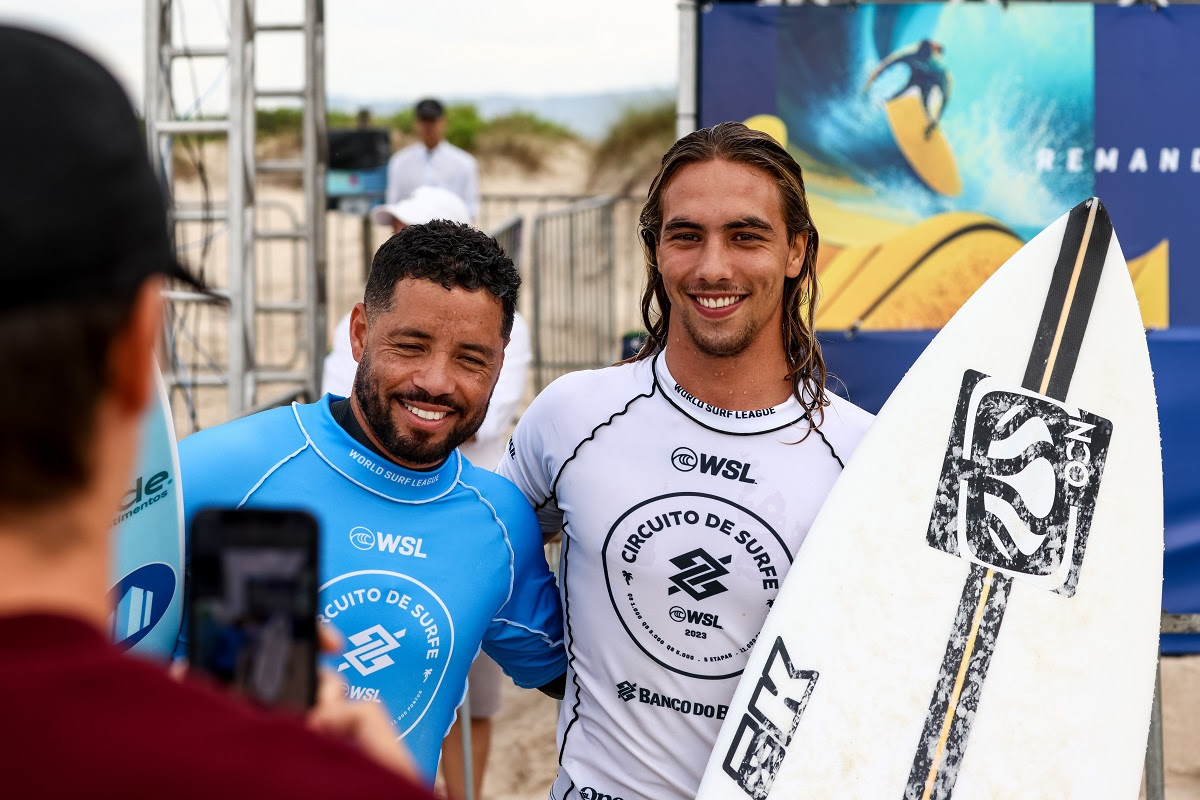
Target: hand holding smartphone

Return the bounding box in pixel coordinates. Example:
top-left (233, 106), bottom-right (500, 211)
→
top-left (186, 508), bottom-right (319, 711)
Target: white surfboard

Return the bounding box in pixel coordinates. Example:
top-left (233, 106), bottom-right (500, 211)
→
top-left (108, 366), bottom-right (185, 660)
top-left (697, 198), bottom-right (1162, 799)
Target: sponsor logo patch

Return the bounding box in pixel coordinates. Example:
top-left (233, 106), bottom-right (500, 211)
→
top-left (319, 571), bottom-right (453, 736)
top-left (722, 637), bottom-right (818, 799)
top-left (602, 492), bottom-right (791, 679)
top-left (614, 680), bottom-right (729, 720)
top-left (338, 624), bottom-right (407, 676)
top-left (113, 469), bottom-right (173, 526)
top-left (670, 446), bottom-right (757, 483)
top-left (928, 370), bottom-right (1113, 596)
top-left (109, 563), bottom-right (177, 651)
top-left (671, 446), bottom-right (698, 472)
top-left (579, 788), bottom-right (624, 800)
top-left (349, 526), bottom-right (375, 550)
top-left (667, 548), bottom-right (733, 600)
top-left (347, 525), bottom-right (428, 558)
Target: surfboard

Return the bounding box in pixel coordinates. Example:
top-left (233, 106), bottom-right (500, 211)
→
top-left (108, 365), bottom-right (185, 660)
top-left (697, 197), bottom-right (1162, 799)
top-left (885, 92), bottom-right (962, 197)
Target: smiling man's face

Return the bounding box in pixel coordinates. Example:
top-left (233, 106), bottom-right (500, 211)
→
top-left (656, 158), bottom-right (807, 362)
top-left (349, 277), bottom-right (505, 469)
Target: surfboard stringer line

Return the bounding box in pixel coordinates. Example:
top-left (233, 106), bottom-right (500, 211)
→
top-left (906, 198), bottom-right (1113, 800)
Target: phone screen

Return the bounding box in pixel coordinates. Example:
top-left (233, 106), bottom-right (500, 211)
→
top-left (187, 508), bottom-right (319, 711)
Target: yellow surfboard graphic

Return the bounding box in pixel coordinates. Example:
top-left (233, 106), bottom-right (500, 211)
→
top-left (885, 93), bottom-right (962, 197)
top-left (1127, 239), bottom-right (1169, 328)
top-left (815, 212), bottom-right (1021, 330)
top-left (743, 113), bottom-right (788, 148)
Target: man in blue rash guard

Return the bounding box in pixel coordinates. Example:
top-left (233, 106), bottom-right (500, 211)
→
top-left (179, 221), bottom-right (567, 785)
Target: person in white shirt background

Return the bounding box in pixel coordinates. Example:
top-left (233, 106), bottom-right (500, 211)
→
top-left (386, 98), bottom-right (480, 222)
top-left (322, 184), bottom-right (531, 800)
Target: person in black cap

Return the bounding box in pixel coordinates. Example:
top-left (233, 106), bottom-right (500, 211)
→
top-left (385, 96), bottom-right (480, 220)
top-left (0, 24), bottom-right (433, 799)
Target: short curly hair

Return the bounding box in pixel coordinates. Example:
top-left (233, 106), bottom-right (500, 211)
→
top-left (364, 220), bottom-right (519, 338)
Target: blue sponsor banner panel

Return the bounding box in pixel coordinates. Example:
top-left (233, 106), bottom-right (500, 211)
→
top-left (701, 3), bottom-right (1200, 649)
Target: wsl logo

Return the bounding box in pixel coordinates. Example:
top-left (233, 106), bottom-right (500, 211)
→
top-left (671, 446), bottom-right (698, 472)
top-left (669, 605), bottom-right (724, 629)
top-left (671, 446), bottom-right (757, 483)
top-left (109, 563), bottom-right (177, 652)
top-left (348, 525), bottom-right (428, 558)
top-left (349, 527), bottom-right (375, 549)
top-left (928, 370), bottom-right (1113, 596)
top-left (667, 549), bottom-right (733, 601)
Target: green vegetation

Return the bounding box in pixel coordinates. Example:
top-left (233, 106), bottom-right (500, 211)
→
top-left (472, 111), bottom-right (576, 171)
top-left (483, 112), bottom-right (573, 142)
top-left (589, 100), bottom-right (676, 192)
top-left (168, 104), bottom-right (581, 178)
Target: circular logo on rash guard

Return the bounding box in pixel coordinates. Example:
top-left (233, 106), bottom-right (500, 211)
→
top-left (671, 447), bottom-right (698, 472)
top-left (349, 526), bottom-right (375, 550)
top-left (318, 570), bottom-right (454, 737)
top-left (602, 492), bottom-right (792, 679)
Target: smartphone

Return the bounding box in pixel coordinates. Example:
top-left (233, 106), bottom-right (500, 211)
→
top-left (186, 508), bottom-right (319, 711)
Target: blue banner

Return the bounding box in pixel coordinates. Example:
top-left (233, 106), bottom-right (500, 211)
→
top-left (701, 2), bottom-right (1200, 650)
top-left (699, 2), bottom-right (1189, 332)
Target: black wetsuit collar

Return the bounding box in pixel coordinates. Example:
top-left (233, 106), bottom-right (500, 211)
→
top-left (330, 398), bottom-right (390, 460)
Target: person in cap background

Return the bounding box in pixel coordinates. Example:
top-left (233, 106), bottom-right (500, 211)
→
top-left (326, 186), bottom-right (533, 800)
top-left (0, 24), bottom-right (431, 799)
top-left (386, 98), bottom-right (480, 221)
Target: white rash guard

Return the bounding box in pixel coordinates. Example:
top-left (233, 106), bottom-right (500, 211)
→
top-left (498, 353), bottom-right (874, 800)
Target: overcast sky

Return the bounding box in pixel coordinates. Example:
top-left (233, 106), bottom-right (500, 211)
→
top-left (0, 1), bottom-right (680, 109)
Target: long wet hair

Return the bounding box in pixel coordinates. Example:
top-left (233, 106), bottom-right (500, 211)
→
top-left (635, 121), bottom-right (829, 425)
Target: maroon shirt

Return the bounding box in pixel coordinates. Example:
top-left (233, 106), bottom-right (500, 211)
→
top-left (0, 613), bottom-right (433, 798)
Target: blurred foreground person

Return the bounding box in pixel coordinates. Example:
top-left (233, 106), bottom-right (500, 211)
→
top-left (0, 25), bottom-right (431, 799)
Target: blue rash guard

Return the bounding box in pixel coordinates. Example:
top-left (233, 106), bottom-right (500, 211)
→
top-left (178, 396), bottom-right (567, 783)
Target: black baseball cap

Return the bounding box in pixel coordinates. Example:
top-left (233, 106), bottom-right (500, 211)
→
top-left (0, 25), bottom-right (203, 312)
top-left (414, 98), bottom-right (445, 120)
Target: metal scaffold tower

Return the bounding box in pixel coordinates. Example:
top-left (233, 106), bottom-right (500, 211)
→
top-left (144, 0), bottom-right (327, 431)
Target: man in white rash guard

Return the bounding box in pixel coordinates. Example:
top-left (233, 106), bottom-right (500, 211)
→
top-left (498, 122), bottom-right (875, 800)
